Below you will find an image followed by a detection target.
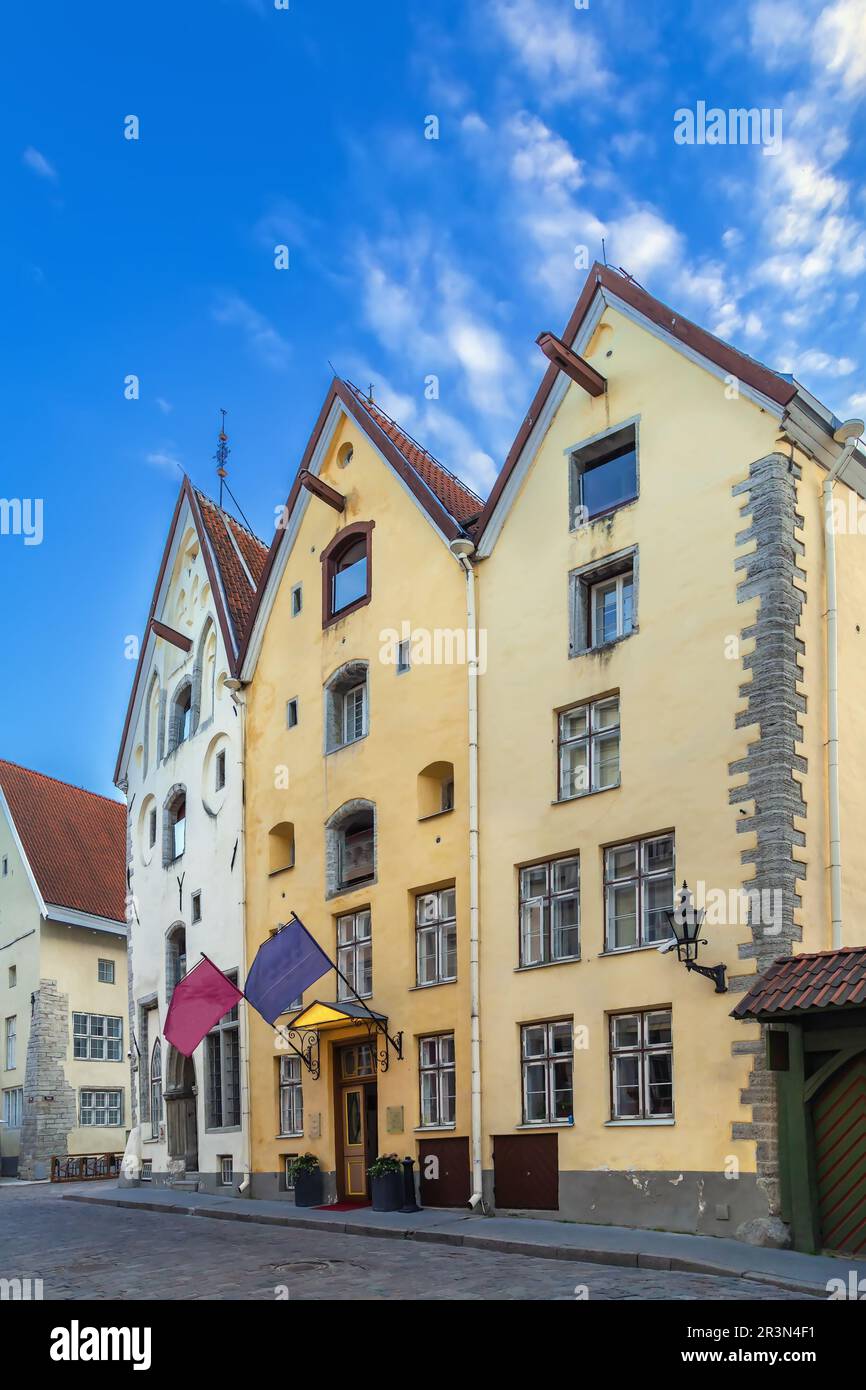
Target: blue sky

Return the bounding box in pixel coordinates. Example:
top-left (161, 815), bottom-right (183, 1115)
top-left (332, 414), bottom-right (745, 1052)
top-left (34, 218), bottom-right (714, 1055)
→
top-left (3, 0), bottom-right (866, 796)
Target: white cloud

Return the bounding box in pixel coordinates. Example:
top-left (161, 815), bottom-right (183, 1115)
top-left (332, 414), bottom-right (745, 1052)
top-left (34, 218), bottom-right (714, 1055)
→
top-left (491, 0), bottom-right (610, 100)
top-left (796, 348), bottom-right (857, 377)
top-left (145, 449), bottom-right (183, 476)
top-left (606, 210), bottom-right (683, 281)
top-left (816, 0), bottom-right (866, 94)
top-left (211, 294), bottom-right (291, 369)
top-left (156, 397), bottom-right (173, 415)
top-left (509, 113), bottom-right (583, 191)
top-left (22, 146), bottom-right (57, 180)
top-left (722, 228), bottom-right (742, 250)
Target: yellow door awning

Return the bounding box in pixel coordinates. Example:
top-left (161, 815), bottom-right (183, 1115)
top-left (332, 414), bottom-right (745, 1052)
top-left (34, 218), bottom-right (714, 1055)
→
top-left (285, 999), bottom-right (387, 1032)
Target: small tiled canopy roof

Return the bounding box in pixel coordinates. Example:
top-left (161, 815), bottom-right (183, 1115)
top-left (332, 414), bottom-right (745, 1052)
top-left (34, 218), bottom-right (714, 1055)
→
top-left (731, 947), bottom-right (866, 1020)
top-left (0, 759), bottom-right (127, 923)
top-left (342, 382), bottom-right (484, 527)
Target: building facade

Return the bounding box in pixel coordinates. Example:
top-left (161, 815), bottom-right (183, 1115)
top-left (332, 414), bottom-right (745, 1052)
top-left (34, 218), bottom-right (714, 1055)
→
top-left (0, 760), bottom-right (128, 1179)
top-left (239, 380), bottom-right (481, 1205)
top-left (115, 478), bottom-right (268, 1191)
top-left (471, 263), bottom-right (866, 1249)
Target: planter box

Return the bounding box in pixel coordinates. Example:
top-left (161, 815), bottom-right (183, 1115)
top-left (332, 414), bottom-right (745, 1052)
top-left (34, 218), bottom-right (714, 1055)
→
top-left (293, 1170), bottom-right (324, 1207)
top-left (371, 1170), bottom-right (403, 1212)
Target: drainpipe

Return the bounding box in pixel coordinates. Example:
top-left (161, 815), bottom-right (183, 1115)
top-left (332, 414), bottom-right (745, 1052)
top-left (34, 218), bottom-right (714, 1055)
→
top-left (449, 536), bottom-right (483, 1210)
top-left (823, 420), bottom-right (864, 949)
top-left (226, 679), bottom-right (253, 1194)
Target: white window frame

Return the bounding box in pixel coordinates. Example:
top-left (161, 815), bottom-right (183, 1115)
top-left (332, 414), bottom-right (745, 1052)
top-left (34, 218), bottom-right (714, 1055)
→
top-left (610, 1009), bottom-right (674, 1120)
top-left (604, 834), bottom-right (675, 951)
top-left (219, 1155), bottom-right (234, 1186)
top-left (4, 1016), bottom-right (15, 1070)
top-left (336, 910), bottom-right (372, 1000)
top-left (290, 582), bottom-right (303, 617)
top-left (97, 958), bottom-right (115, 985)
top-left (519, 856), bottom-right (580, 967)
top-left (520, 1020), bottom-right (573, 1125)
top-left (415, 889), bottom-right (457, 987)
top-left (2, 1086), bottom-right (23, 1128)
top-left (558, 696), bottom-right (620, 801)
top-left (73, 1012), bottom-right (123, 1062)
top-left (396, 640), bottom-right (411, 675)
top-left (279, 1055), bottom-right (303, 1136)
top-left (149, 1037), bottom-right (163, 1140)
top-left (590, 572), bottom-right (634, 646)
top-left (79, 1089), bottom-right (124, 1127)
top-left (418, 1034), bottom-right (456, 1128)
top-left (341, 682), bottom-right (367, 746)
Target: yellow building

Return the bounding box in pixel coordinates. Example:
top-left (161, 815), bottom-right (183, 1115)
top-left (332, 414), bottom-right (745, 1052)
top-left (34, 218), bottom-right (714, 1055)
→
top-left (238, 379), bottom-right (483, 1205)
top-left (471, 264), bottom-right (866, 1249)
top-left (0, 760), bottom-right (129, 1179)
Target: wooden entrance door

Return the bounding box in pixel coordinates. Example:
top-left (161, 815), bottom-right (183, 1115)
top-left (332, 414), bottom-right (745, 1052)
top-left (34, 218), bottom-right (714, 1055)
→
top-left (335, 1042), bottom-right (377, 1202)
top-left (813, 1050), bottom-right (866, 1255)
top-left (492, 1133), bottom-right (559, 1211)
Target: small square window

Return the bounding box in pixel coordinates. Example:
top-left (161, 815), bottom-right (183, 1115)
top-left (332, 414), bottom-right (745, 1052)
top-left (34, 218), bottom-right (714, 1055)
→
top-left (570, 549), bottom-right (637, 656)
top-left (291, 584), bottom-right (303, 617)
top-left (219, 1155), bottom-right (234, 1186)
top-left (397, 640), bottom-right (411, 674)
top-left (570, 423), bottom-right (638, 525)
top-left (191, 892), bottom-right (202, 924)
top-left (141, 1159), bottom-right (153, 1182)
top-left (215, 750), bottom-right (226, 791)
top-left (8, 966), bottom-right (16, 989)
top-left (1, 856), bottom-right (7, 877)
top-left (287, 698), bottom-right (299, 729)
top-left (97, 959), bottom-right (115, 985)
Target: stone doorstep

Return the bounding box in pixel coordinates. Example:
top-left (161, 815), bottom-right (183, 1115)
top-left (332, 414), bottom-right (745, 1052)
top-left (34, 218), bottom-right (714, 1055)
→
top-left (62, 1193), bottom-right (833, 1297)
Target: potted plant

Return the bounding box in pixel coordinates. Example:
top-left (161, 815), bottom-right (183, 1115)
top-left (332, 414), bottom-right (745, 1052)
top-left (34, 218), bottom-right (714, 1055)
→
top-left (287, 1153), bottom-right (323, 1207)
top-left (368, 1154), bottom-right (403, 1212)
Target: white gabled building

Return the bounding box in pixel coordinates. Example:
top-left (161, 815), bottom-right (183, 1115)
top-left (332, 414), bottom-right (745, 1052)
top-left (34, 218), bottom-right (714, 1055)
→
top-left (115, 476), bottom-right (268, 1192)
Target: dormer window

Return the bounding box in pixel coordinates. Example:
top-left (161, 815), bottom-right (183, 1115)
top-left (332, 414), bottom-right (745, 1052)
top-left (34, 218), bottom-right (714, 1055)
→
top-left (321, 523), bottom-right (374, 627)
top-left (570, 422), bottom-right (638, 526)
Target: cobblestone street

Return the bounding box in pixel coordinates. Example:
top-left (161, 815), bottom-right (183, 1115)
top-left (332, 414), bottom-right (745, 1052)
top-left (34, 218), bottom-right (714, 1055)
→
top-left (0, 1183), bottom-right (817, 1301)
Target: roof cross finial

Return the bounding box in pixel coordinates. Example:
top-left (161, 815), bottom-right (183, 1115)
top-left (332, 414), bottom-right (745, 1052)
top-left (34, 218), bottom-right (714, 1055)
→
top-left (214, 408), bottom-right (230, 507)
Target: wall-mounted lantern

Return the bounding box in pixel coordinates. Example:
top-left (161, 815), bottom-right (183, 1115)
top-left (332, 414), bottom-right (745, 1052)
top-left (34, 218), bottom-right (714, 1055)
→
top-left (659, 881), bottom-right (728, 993)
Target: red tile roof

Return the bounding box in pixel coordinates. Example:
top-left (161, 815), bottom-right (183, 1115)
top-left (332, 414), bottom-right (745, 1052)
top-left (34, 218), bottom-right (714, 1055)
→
top-left (0, 760), bottom-right (127, 924)
top-left (343, 382), bottom-right (484, 526)
top-left (732, 947), bottom-right (866, 1020)
top-left (194, 490), bottom-right (269, 646)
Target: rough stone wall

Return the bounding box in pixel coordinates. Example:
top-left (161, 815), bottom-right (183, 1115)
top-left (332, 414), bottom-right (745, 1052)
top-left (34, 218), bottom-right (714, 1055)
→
top-left (729, 451), bottom-right (806, 1221)
top-left (18, 980), bottom-right (77, 1180)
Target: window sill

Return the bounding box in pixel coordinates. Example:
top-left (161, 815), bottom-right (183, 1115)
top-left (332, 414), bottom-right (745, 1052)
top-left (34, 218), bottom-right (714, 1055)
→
top-left (204, 1126), bottom-right (242, 1135)
top-left (325, 732), bottom-right (369, 756)
top-left (598, 942), bottom-right (670, 957)
top-left (605, 1118), bottom-right (675, 1127)
top-left (415, 1124), bottom-right (457, 1133)
top-left (409, 979), bottom-right (457, 992)
top-left (514, 1122), bottom-right (574, 1130)
top-left (570, 630), bottom-right (637, 660)
top-left (268, 865), bottom-right (295, 879)
top-left (515, 958), bottom-right (580, 973)
top-left (323, 594), bottom-right (372, 630)
top-left (276, 1132), bottom-right (304, 1140)
top-left (569, 496), bottom-right (638, 532)
top-left (326, 877), bottom-right (377, 901)
top-left (553, 782), bottom-right (619, 806)
top-left (418, 808), bottom-right (454, 823)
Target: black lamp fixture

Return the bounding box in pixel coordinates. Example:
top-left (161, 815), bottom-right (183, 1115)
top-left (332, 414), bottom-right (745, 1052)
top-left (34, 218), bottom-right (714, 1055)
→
top-left (660, 881), bottom-right (727, 993)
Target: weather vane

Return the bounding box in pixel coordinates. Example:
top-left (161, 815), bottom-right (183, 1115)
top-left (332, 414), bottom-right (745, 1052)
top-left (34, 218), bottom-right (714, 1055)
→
top-left (214, 409), bottom-right (230, 507)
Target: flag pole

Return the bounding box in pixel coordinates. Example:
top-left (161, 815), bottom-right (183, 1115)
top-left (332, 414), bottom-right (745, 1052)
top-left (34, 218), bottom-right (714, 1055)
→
top-left (286, 912), bottom-right (403, 1059)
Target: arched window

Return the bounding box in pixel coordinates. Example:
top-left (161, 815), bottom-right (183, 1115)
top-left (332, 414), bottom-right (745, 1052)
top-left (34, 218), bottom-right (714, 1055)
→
top-left (324, 660), bottom-right (368, 752)
top-left (321, 523), bottom-right (374, 627)
top-left (193, 619), bottom-right (217, 731)
top-left (166, 925), bottom-right (187, 1000)
top-left (169, 681), bottom-right (193, 752)
top-left (150, 1038), bottom-right (163, 1140)
top-left (164, 787), bottom-right (186, 864)
top-left (146, 676), bottom-right (161, 774)
top-left (418, 762), bottom-right (455, 818)
top-left (325, 799), bottom-right (376, 896)
top-left (268, 823), bottom-right (295, 874)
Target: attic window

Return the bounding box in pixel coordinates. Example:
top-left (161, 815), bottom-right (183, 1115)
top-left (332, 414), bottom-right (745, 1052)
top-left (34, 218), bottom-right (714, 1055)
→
top-left (321, 523), bottom-right (374, 627)
top-left (570, 423), bottom-right (638, 526)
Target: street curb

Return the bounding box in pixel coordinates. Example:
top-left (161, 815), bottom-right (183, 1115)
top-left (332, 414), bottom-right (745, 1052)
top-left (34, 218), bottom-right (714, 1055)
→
top-left (62, 1192), bottom-right (825, 1297)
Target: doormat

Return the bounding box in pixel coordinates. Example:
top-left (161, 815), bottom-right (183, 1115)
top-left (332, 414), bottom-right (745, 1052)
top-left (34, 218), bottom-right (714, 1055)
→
top-left (314, 1201), bottom-right (371, 1212)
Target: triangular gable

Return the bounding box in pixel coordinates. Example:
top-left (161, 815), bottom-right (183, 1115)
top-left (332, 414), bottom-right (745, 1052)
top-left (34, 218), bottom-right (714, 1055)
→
top-left (238, 377), bottom-right (483, 681)
top-left (475, 262), bottom-right (803, 556)
top-left (114, 477), bottom-right (267, 786)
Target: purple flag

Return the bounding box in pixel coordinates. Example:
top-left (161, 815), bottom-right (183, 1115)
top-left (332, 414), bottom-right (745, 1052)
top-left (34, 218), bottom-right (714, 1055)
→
top-left (244, 916), bottom-right (333, 1026)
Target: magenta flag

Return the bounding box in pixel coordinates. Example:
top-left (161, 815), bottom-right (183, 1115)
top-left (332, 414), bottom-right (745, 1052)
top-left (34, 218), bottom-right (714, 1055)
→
top-left (163, 957), bottom-right (243, 1058)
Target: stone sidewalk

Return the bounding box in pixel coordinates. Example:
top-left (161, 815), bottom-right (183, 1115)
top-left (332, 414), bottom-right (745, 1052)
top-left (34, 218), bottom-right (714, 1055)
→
top-left (64, 1184), bottom-right (866, 1297)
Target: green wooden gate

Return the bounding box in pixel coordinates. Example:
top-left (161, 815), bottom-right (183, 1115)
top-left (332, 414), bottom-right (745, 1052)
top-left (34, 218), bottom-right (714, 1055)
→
top-left (811, 1050), bottom-right (866, 1256)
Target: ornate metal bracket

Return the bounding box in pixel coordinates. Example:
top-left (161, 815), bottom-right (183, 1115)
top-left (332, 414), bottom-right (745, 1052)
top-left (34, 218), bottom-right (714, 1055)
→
top-left (278, 1026), bottom-right (321, 1079)
top-left (362, 1018), bottom-right (404, 1073)
top-left (685, 959), bottom-right (728, 994)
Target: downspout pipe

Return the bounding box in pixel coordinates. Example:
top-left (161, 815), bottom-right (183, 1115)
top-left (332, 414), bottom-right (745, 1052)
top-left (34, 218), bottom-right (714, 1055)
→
top-left (226, 679), bottom-right (253, 1194)
top-left (823, 420), bottom-right (864, 950)
top-left (449, 536), bottom-right (483, 1210)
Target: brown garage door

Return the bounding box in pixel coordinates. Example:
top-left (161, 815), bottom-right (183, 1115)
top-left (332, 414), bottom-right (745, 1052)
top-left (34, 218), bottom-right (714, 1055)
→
top-left (418, 1136), bottom-right (471, 1208)
top-left (493, 1133), bottom-right (558, 1211)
